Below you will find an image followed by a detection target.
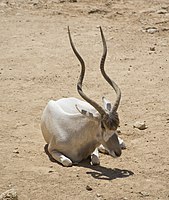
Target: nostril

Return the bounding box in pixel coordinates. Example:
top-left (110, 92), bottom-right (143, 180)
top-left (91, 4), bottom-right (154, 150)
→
top-left (115, 150), bottom-right (121, 157)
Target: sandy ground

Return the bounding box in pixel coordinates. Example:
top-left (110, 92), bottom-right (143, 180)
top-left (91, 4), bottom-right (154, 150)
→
top-left (0, 0), bottom-right (169, 199)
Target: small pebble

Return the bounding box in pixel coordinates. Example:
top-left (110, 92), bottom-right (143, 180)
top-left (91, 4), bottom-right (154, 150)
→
top-left (144, 27), bottom-right (159, 34)
top-left (13, 149), bottom-right (19, 154)
top-left (86, 185), bottom-right (92, 191)
top-left (0, 189), bottom-right (18, 200)
top-left (157, 9), bottom-right (167, 14)
top-left (150, 47), bottom-right (155, 51)
top-left (133, 121), bottom-right (147, 130)
top-left (96, 193), bottom-right (102, 197)
top-left (139, 191), bottom-right (150, 197)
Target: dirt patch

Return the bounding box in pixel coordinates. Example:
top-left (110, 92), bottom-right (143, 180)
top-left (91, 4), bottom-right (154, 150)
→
top-left (0, 0), bottom-right (169, 199)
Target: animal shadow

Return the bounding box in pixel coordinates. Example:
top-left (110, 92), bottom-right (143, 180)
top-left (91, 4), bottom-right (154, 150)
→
top-left (44, 144), bottom-right (67, 166)
top-left (44, 144), bottom-right (134, 180)
top-left (78, 159), bottom-right (134, 180)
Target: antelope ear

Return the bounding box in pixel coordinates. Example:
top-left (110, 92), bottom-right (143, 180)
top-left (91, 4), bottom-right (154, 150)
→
top-left (75, 105), bottom-right (100, 121)
top-left (102, 97), bottom-right (112, 112)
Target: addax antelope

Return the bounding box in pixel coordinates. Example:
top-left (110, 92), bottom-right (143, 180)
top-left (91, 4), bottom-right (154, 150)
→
top-left (41, 27), bottom-right (125, 167)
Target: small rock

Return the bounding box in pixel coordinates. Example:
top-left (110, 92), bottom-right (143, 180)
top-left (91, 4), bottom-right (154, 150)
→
top-left (139, 191), bottom-right (149, 197)
top-left (0, 189), bottom-right (18, 200)
top-left (133, 121), bottom-right (147, 130)
top-left (13, 150), bottom-right (19, 154)
top-left (96, 193), bottom-right (103, 199)
top-left (144, 27), bottom-right (159, 34)
top-left (48, 170), bottom-right (54, 173)
top-left (13, 148), bottom-right (19, 154)
top-left (150, 47), bottom-right (155, 51)
top-left (86, 185), bottom-right (92, 191)
top-left (88, 8), bottom-right (107, 15)
top-left (157, 9), bottom-right (167, 14)
top-left (96, 193), bottom-right (102, 197)
top-left (57, 0), bottom-right (77, 2)
top-left (21, 123), bottom-right (27, 126)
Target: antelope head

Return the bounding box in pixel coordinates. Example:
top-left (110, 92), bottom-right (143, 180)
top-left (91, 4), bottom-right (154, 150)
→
top-left (68, 26), bottom-right (122, 157)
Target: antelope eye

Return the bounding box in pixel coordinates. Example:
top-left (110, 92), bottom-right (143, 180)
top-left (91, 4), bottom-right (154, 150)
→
top-left (101, 122), bottom-right (105, 130)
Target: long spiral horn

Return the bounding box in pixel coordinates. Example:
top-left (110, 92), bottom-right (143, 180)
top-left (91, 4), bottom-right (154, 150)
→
top-left (99, 26), bottom-right (121, 112)
top-left (68, 26), bottom-right (106, 116)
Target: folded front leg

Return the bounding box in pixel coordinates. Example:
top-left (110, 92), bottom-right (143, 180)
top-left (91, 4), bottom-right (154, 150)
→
top-left (49, 149), bottom-right (73, 167)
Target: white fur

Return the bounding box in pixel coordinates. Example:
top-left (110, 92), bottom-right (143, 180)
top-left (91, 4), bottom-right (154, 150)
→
top-left (41, 97), bottom-right (124, 166)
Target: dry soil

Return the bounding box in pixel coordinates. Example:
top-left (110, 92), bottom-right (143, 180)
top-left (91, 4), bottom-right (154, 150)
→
top-left (0, 0), bottom-right (169, 199)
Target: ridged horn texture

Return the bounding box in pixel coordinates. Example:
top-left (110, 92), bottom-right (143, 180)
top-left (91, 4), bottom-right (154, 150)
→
top-left (68, 26), bottom-right (106, 116)
top-left (99, 26), bottom-right (121, 112)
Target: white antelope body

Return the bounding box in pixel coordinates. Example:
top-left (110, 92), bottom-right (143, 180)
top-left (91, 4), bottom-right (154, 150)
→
top-left (41, 27), bottom-right (125, 167)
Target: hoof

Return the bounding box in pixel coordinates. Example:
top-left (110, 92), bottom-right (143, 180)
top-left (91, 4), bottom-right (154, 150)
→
top-left (61, 158), bottom-right (73, 167)
top-left (91, 154), bottom-right (100, 165)
top-left (120, 142), bottom-right (126, 149)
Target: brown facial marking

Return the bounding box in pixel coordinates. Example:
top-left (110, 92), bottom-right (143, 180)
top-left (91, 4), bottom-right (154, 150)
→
top-left (102, 112), bottom-right (119, 130)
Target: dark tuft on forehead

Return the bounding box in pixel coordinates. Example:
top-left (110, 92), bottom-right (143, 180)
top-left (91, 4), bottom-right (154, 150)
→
top-left (103, 111), bottom-right (120, 130)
